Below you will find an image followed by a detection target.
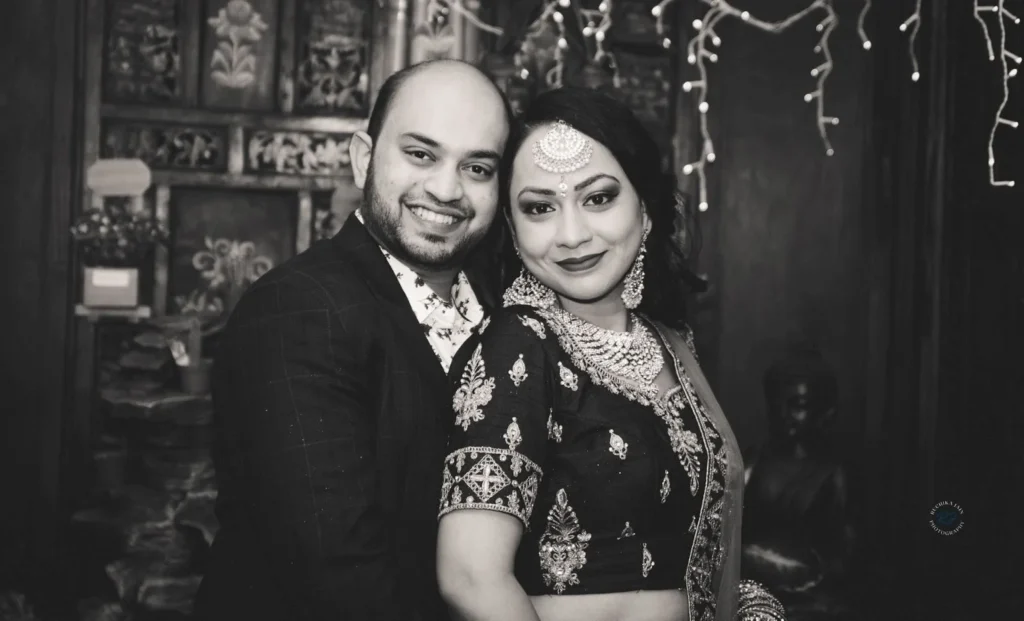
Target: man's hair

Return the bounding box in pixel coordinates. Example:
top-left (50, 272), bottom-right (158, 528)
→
top-left (365, 59), bottom-right (515, 143)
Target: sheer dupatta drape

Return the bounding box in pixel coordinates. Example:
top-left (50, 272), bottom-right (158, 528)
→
top-left (659, 325), bottom-right (744, 621)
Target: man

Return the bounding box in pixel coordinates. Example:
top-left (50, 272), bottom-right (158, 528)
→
top-left (194, 60), bottom-right (512, 621)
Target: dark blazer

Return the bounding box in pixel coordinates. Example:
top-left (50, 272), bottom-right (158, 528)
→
top-left (194, 216), bottom-right (491, 621)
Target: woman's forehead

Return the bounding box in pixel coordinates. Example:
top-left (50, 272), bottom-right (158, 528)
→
top-left (511, 128), bottom-right (622, 189)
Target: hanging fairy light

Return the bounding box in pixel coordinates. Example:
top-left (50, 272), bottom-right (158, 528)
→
top-left (577, 0), bottom-right (620, 85)
top-left (424, 0), bottom-right (504, 36)
top-left (803, 2), bottom-right (840, 157)
top-left (899, 0), bottom-right (923, 82)
top-left (673, 0), bottom-right (836, 212)
top-left (975, 0), bottom-right (1021, 187)
top-left (858, 0), bottom-right (873, 50)
top-left (514, 1), bottom-right (570, 87)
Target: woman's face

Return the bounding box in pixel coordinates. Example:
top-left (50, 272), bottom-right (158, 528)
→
top-left (508, 123), bottom-right (648, 306)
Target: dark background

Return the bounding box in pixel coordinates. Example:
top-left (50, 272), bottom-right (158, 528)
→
top-left (2, 0), bottom-right (1021, 618)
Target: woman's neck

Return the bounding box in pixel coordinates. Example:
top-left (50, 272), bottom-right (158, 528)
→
top-left (557, 288), bottom-right (629, 332)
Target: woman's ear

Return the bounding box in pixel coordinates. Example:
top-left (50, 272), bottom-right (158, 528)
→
top-left (349, 130), bottom-right (372, 189)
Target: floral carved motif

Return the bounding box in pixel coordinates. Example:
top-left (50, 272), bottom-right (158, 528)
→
top-left (174, 237), bottom-right (274, 315)
top-left (104, 0), bottom-right (182, 103)
top-left (102, 123), bottom-right (227, 171)
top-left (208, 0), bottom-right (269, 89)
top-left (246, 130), bottom-right (352, 176)
top-left (296, 0), bottom-right (371, 114)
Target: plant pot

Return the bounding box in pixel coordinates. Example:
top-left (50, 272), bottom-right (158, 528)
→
top-left (181, 358), bottom-right (213, 396)
top-left (82, 266), bottom-right (140, 308)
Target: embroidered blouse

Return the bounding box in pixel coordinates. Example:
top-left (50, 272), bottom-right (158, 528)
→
top-left (354, 210), bottom-right (484, 372)
top-left (438, 307), bottom-right (729, 617)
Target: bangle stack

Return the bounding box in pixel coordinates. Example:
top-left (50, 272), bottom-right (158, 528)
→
top-left (737, 579), bottom-right (786, 621)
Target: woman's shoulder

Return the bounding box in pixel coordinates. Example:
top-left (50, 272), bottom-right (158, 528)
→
top-left (476, 305), bottom-right (552, 343)
top-left (645, 317), bottom-right (698, 359)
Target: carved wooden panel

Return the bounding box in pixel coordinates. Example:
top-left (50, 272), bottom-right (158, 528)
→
top-left (200, 0), bottom-right (281, 111)
top-left (609, 0), bottom-right (662, 45)
top-left (294, 0), bottom-right (372, 115)
top-left (103, 0), bottom-right (183, 104)
top-left (101, 121), bottom-right (228, 171)
top-left (168, 188), bottom-right (297, 315)
top-left (245, 129), bottom-right (353, 176)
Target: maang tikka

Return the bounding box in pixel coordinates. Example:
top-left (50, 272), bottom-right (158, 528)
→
top-left (532, 119), bottom-right (593, 197)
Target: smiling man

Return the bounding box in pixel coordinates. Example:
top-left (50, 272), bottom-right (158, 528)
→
top-left (194, 59), bottom-right (511, 621)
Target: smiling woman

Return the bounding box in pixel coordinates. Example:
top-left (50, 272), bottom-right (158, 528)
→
top-left (436, 88), bottom-right (784, 621)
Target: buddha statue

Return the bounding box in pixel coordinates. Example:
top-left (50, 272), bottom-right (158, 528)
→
top-left (741, 349), bottom-right (856, 618)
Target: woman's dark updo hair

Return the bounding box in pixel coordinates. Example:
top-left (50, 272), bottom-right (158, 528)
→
top-left (497, 87), bottom-right (703, 330)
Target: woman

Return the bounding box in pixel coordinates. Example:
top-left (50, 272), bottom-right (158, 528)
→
top-left (436, 88), bottom-right (784, 621)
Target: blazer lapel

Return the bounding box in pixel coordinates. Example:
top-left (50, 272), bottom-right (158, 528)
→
top-left (331, 216), bottom-right (448, 388)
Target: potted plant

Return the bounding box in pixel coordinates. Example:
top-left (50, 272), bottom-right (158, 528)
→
top-left (71, 199), bottom-right (168, 308)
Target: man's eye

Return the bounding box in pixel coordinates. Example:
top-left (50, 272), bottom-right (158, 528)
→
top-left (406, 150), bottom-right (432, 161)
top-left (466, 164), bottom-right (494, 179)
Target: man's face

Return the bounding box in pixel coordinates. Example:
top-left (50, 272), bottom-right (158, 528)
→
top-left (357, 68), bottom-right (508, 272)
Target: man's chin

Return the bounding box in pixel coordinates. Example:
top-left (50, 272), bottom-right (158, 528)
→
top-left (396, 235), bottom-right (467, 272)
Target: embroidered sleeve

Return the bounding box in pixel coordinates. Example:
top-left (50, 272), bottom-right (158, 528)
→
top-left (439, 310), bottom-right (551, 527)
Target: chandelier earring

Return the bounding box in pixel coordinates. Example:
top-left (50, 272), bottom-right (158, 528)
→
top-left (503, 265), bottom-right (557, 309)
top-left (622, 227), bottom-right (649, 310)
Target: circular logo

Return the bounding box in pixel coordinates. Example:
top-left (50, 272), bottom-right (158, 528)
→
top-left (930, 501), bottom-right (965, 535)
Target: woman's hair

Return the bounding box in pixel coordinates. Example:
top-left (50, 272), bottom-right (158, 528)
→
top-left (497, 87), bottom-right (703, 329)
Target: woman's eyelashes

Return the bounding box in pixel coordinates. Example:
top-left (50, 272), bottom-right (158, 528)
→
top-left (583, 190), bottom-right (618, 207)
top-left (520, 201), bottom-right (554, 216)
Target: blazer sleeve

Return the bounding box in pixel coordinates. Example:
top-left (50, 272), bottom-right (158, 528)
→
top-left (438, 309), bottom-right (552, 528)
top-left (215, 276), bottom-right (418, 621)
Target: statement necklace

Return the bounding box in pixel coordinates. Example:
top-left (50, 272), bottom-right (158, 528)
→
top-left (545, 308), bottom-right (664, 387)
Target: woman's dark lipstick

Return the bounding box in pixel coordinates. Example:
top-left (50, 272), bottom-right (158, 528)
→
top-left (556, 252), bottom-right (605, 273)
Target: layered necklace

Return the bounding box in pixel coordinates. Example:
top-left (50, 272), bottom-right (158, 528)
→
top-left (544, 307), bottom-right (664, 387)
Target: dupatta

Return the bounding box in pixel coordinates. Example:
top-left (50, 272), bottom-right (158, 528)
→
top-left (657, 324), bottom-right (745, 621)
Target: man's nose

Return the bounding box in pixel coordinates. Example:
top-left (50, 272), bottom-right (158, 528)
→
top-left (423, 165), bottom-right (465, 204)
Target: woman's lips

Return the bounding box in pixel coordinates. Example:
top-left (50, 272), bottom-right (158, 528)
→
top-left (555, 252), bottom-right (605, 273)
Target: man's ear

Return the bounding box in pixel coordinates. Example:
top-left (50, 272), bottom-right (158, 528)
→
top-left (349, 130), bottom-right (372, 189)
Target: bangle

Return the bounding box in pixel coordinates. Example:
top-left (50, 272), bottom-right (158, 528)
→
top-left (737, 579), bottom-right (786, 621)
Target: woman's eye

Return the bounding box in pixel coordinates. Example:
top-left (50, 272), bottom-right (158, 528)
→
top-left (584, 192), bottom-right (616, 206)
top-left (522, 202), bottom-right (554, 215)
top-left (406, 150), bottom-right (432, 161)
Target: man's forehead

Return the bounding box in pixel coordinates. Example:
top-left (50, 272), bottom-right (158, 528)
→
top-left (385, 69), bottom-right (505, 131)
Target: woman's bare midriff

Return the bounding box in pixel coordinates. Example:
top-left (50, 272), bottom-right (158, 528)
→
top-left (530, 589), bottom-right (688, 621)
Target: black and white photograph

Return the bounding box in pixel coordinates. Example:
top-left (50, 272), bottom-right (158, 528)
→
top-left (1, 1), bottom-right (1020, 620)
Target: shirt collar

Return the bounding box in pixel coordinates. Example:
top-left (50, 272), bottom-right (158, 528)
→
top-left (355, 210), bottom-right (484, 327)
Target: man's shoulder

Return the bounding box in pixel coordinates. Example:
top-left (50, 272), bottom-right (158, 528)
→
top-left (231, 239), bottom-right (378, 320)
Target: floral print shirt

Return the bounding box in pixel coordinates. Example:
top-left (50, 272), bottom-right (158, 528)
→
top-left (356, 210), bottom-right (484, 373)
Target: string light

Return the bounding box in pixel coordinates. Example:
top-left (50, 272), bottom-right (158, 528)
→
top-left (513, 1), bottom-right (568, 87)
top-left (899, 0), bottom-right (923, 82)
top-left (577, 0), bottom-right (620, 85)
top-left (975, 0), bottom-right (1021, 187)
top-left (673, 0), bottom-right (836, 212)
top-left (858, 0), bottom-right (873, 50)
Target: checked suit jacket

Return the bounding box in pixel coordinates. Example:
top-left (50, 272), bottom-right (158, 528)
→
top-left (194, 215), bottom-right (498, 621)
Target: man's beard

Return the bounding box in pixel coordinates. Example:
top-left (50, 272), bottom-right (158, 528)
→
top-left (360, 163), bottom-right (484, 272)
